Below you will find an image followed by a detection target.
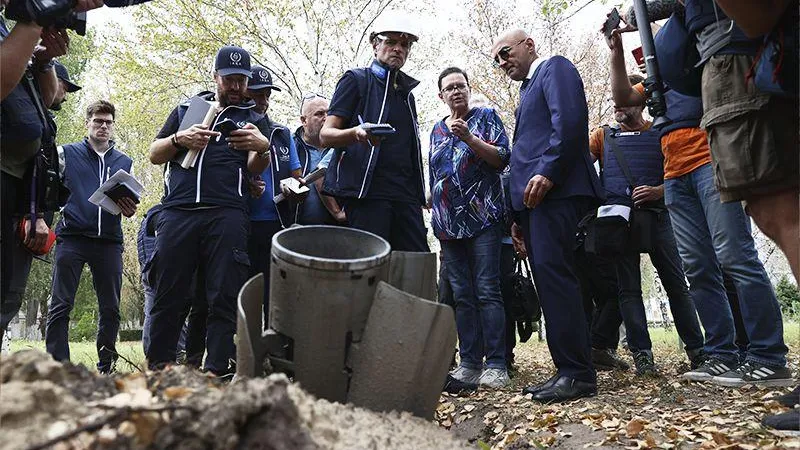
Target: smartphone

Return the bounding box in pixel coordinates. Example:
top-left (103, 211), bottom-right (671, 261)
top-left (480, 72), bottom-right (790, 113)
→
top-left (632, 46), bottom-right (645, 66)
top-left (603, 8), bottom-right (621, 38)
top-left (361, 123), bottom-right (396, 136)
top-left (216, 118), bottom-right (241, 136)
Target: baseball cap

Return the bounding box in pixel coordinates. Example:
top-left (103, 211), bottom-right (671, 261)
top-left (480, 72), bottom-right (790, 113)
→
top-left (54, 61), bottom-right (81, 92)
top-left (215, 45), bottom-right (252, 77)
top-left (248, 65), bottom-right (282, 91)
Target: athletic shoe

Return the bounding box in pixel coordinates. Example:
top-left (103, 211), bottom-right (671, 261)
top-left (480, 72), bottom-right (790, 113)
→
top-left (450, 364), bottom-right (482, 385)
top-left (711, 361), bottom-right (794, 388)
top-left (443, 374), bottom-right (478, 394)
top-left (682, 357), bottom-right (734, 382)
top-left (687, 348), bottom-right (708, 370)
top-left (478, 368), bottom-right (511, 389)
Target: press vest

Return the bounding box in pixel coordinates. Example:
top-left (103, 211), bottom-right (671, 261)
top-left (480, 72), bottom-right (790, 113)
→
top-left (162, 92), bottom-right (263, 211)
top-left (661, 88), bottom-right (704, 135)
top-left (322, 60), bottom-right (425, 205)
top-left (56, 139), bottom-right (132, 243)
top-left (601, 126), bottom-right (664, 207)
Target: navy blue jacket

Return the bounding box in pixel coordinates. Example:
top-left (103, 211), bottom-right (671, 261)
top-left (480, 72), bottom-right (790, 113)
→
top-left (162, 92), bottom-right (269, 211)
top-left (293, 127), bottom-right (333, 224)
top-left (510, 56), bottom-right (603, 211)
top-left (322, 60), bottom-right (425, 204)
top-left (56, 139), bottom-right (133, 243)
top-left (0, 17), bottom-right (43, 163)
top-left (248, 120), bottom-right (295, 227)
top-left (661, 88), bottom-right (703, 135)
top-left (601, 126), bottom-right (664, 207)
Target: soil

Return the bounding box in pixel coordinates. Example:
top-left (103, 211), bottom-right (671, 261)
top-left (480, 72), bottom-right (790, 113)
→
top-left (0, 350), bottom-right (467, 450)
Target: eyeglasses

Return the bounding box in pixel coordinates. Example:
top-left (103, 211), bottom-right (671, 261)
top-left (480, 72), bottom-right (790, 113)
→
top-left (300, 93), bottom-right (327, 113)
top-left (441, 83), bottom-right (469, 94)
top-left (377, 34), bottom-right (414, 50)
top-left (91, 118), bottom-right (115, 127)
top-left (492, 38), bottom-right (527, 68)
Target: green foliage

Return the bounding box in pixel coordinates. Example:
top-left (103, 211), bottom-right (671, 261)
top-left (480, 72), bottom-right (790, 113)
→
top-left (776, 275), bottom-right (800, 318)
top-left (119, 329), bottom-right (143, 341)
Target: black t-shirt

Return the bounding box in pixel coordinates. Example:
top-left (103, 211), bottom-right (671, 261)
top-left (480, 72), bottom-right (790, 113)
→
top-left (155, 107), bottom-right (181, 139)
top-left (328, 72), bottom-right (419, 202)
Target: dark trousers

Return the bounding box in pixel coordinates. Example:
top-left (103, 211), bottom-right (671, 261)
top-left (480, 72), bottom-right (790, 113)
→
top-left (576, 249), bottom-right (622, 350)
top-left (499, 243), bottom-right (518, 364)
top-left (345, 199), bottom-right (429, 252)
top-left (145, 207), bottom-right (250, 375)
top-left (0, 172), bottom-right (33, 338)
top-left (142, 265), bottom-right (207, 367)
top-left (248, 220), bottom-right (284, 328)
top-left (521, 197), bottom-right (596, 383)
top-left (616, 211), bottom-right (704, 354)
top-left (46, 236), bottom-right (123, 372)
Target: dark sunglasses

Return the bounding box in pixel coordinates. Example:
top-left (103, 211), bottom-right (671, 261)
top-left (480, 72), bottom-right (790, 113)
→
top-left (492, 38), bottom-right (527, 68)
top-left (300, 93), bottom-right (328, 113)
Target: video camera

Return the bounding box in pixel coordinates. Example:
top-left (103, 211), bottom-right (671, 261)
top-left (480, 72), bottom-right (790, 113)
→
top-left (5, 0), bottom-right (87, 36)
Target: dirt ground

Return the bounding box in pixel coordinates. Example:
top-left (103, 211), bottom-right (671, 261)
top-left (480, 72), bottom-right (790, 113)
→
top-left (437, 341), bottom-right (800, 449)
top-left (0, 350), bottom-right (465, 450)
top-left (2, 339), bottom-right (799, 450)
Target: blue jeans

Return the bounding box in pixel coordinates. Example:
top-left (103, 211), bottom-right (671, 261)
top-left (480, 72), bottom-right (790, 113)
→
top-left (616, 210), bottom-right (705, 354)
top-left (442, 224), bottom-right (506, 370)
top-left (665, 163), bottom-right (787, 367)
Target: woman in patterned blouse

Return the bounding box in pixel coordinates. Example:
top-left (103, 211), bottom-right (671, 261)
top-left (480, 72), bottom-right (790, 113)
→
top-left (430, 66), bottom-right (512, 389)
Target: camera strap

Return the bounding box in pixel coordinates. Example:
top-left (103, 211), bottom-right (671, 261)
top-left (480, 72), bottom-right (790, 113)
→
top-left (20, 71), bottom-right (57, 234)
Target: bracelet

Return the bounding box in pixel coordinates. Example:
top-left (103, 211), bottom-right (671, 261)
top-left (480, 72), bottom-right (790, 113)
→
top-left (171, 133), bottom-right (188, 151)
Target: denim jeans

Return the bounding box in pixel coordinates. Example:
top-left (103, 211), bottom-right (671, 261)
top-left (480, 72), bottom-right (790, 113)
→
top-left (616, 210), bottom-right (705, 354)
top-left (665, 163), bottom-right (787, 367)
top-left (442, 224), bottom-right (506, 370)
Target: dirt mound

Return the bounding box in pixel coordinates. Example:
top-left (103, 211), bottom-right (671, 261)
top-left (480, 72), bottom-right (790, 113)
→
top-left (0, 350), bottom-right (468, 450)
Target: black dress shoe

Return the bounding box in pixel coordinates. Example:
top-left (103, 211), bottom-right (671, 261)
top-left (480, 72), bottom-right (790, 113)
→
top-left (522, 373), bottom-right (560, 395)
top-left (531, 375), bottom-right (597, 403)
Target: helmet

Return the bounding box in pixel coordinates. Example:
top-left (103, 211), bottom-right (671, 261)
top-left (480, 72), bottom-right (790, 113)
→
top-left (370, 11), bottom-right (420, 43)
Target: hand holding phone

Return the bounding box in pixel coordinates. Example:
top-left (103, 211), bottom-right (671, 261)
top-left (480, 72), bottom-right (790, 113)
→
top-left (216, 118), bottom-right (242, 137)
top-left (602, 8), bottom-right (621, 38)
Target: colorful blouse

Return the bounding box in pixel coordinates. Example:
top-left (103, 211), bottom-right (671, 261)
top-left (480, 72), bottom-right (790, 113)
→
top-left (429, 107), bottom-right (511, 240)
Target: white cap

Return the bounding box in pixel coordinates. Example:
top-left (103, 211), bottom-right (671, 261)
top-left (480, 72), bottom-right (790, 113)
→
top-left (370, 11), bottom-right (420, 42)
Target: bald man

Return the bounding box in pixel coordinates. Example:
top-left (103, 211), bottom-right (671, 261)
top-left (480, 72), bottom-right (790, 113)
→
top-left (294, 95), bottom-right (346, 225)
top-left (492, 29), bottom-right (604, 402)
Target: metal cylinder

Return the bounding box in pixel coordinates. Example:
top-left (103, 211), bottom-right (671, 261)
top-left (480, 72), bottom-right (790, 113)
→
top-left (268, 225), bottom-right (391, 402)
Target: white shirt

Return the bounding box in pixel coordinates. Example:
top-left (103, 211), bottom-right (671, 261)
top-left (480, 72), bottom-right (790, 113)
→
top-left (526, 57), bottom-right (548, 81)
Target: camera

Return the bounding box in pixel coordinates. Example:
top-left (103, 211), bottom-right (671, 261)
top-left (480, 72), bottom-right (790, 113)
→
top-left (5, 0), bottom-right (87, 36)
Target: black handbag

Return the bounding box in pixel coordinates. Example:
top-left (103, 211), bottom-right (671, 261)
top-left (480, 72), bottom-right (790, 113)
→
top-left (503, 256), bottom-right (541, 343)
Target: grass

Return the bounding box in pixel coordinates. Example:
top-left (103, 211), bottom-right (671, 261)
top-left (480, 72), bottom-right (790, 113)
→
top-left (6, 321), bottom-right (799, 373)
top-left (8, 340), bottom-right (145, 373)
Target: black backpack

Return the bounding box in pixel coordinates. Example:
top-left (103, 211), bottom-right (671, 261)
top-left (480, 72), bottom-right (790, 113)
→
top-left (502, 257), bottom-right (541, 342)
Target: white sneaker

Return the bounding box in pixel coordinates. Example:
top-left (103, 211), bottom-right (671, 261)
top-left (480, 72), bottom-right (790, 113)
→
top-left (478, 368), bottom-right (510, 389)
top-left (450, 365), bottom-right (482, 384)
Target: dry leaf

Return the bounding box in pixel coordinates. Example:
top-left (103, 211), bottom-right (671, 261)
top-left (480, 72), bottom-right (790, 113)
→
top-left (164, 386), bottom-right (192, 400)
top-left (485, 411), bottom-right (499, 420)
top-left (626, 418), bottom-right (645, 438)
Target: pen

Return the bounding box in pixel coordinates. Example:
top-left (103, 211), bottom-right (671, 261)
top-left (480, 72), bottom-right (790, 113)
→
top-left (358, 114), bottom-right (365, 125)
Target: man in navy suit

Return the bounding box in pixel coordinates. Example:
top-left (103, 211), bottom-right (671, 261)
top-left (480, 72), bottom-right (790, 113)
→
top-left (492, 29), bottom-right (604, 402)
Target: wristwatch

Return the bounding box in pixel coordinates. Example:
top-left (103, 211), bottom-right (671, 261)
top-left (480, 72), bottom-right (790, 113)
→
top-left (257, 146), bottom-right (270, 159)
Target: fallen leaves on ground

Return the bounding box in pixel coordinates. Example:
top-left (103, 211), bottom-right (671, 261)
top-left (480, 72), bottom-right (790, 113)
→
top-left (436, 338), bottom-right (800, 449)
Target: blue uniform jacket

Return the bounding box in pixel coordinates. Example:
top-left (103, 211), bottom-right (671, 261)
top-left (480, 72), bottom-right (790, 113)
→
top-left (56, 138), bottom-right (133, 243)
top-left (510, 56), bottom-right (603, 211)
